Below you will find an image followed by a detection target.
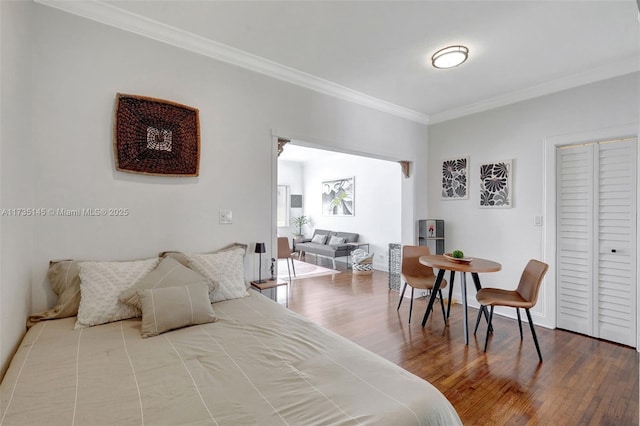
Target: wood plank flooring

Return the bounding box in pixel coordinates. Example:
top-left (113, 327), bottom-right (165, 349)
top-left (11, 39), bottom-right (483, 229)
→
top-left (283, 264), bottom-right (639, 425)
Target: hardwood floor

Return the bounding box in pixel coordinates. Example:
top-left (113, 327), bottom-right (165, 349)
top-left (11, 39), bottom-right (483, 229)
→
top-left (283, 264), bottom-right (639, 425)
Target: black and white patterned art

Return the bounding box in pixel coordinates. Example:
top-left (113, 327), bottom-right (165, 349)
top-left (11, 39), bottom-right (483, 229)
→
top-left (479, 160), bottom-right (512, 208)
top-left (441, 157), bottom-right (469, 200)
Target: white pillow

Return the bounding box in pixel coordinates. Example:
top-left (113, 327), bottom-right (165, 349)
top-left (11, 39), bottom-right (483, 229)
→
top-left (75, 258), bottom-right (160, 329)
top-left (184, 247), bottom-right (247, 303)
top-left (311, 234), bottom-right (327, 244)
top-left (328, 236), bottom-right (345, 245)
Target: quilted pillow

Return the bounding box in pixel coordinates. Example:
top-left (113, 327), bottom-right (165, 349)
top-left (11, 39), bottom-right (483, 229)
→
top-left (139, 283), bottom-right (217, 338)
top-left (119, 257), bottom-right (214, 311)
top-left (311, 234), bottom-right (327, 244)
top-left (27, 260), bottom-right (81, 327)
top-left (160, 242), bottom-right (248, 266)
top-left (184, 247), bottom-right (247, 302)
top-left (75, 258), bottom-right (160, 329)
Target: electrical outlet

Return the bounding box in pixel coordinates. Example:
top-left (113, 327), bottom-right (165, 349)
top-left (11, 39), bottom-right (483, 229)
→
top-left (219, 210), bottom-right (233, 224)
top-left (533, 216), bottom-right (543, 226)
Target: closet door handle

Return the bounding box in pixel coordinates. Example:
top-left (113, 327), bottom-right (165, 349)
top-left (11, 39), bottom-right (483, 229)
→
top-left (611, 249), bottom-right (617, 253)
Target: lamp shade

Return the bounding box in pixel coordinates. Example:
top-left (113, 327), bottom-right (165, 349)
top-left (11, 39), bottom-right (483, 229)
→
top-left (254, 242), bottom-right (266, 254)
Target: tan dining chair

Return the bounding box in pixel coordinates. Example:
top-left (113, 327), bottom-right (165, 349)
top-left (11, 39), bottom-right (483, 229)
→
top-left (278, 237), bottom-right (296, 281)
top-left (474, 259), bottom-right (549, 362)
top-left (397, 245), bottom-right (448, 324)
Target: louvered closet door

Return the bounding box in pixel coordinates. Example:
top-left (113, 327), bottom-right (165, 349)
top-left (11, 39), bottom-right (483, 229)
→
top-left (557, 138), bottom-right (637, 347)
top-left (557, 146), bottom-right (594, 336)
top-left (596, 140), bottom-right (637, 346)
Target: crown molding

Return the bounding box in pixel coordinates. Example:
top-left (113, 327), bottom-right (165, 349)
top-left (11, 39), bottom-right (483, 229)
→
top-left (430, 56), bottom-right (640, 124)
top-left (34, 0), bottom-right (430, 125)
top-left (33, 0), bottom-right (638, 127)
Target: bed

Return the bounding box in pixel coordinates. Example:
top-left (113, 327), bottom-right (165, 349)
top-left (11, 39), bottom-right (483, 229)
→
top-left (0, 249), bottom-right (461, 425)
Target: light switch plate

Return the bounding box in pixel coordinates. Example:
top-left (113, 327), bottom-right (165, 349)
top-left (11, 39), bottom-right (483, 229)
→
top-left (533, 215), bottom-right (543, 226)
top-left (219, 210), bottom-right (233, 224)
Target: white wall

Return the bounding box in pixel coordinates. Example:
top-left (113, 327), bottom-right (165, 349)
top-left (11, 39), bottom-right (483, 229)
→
top-left (0, 3), bottom-right (429, 373)
top-left (297, 153), bottom-right (402, 271)
top-left (0, 1), bottom-right (35, 378)
top-left (277, 159), bottom-right (304, 240)
top-left (428, 72), bottom-right (639, 329)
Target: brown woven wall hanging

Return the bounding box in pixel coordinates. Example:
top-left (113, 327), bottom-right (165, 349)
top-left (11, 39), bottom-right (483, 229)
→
top-left (113, 93), bottom-right (200, 176)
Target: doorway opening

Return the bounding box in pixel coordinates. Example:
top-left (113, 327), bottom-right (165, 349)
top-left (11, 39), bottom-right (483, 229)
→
top-left (276, 139), bottom-right (404, 276)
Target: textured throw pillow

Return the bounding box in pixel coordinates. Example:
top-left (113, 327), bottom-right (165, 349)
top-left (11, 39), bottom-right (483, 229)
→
top-left (328, 236), bottom-right (345, 245)
top-left (27, 260), bottom-right (82, 327)
top-left (139, 283), bottom-right (217, 338)
top-left (184, 247), bottom-right (247, 303)
top-left (75, 258), bottom-right (161, 329)
top-left (119, 257), bottom-right (214, 311)
top-left (311, 234), bottom-right (327, 244)
top-left (160, 242), bottom-right (248, 266)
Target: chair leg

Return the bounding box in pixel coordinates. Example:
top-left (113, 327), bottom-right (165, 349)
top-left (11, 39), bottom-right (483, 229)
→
top-left (397, 283), bottom-right (407, 311)
top-left (484, 307), bottom-right (494, 333)
top-left (409, 288), bottom-right (415, 324)
top-left (447, 271), bottom-right (455, 318)
top-left (286, 259), bottom-right (292, 282)
top-left (484, 306), bottom-right (494, 353)
top-left (516, 308), bottom-right (523, 340)
top-left (332, 258), bottom-right (336, 269)
top-left (290, 258), bottom-right (296, 277)
top-left (525, 308), bottom-right (543, 362)
top-left (438, 289), bottom-right (447, 324)
top-left (474, 306), bottom-right (483, 335)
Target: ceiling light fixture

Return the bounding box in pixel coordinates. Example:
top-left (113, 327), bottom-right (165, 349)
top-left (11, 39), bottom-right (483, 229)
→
top-left (431, 45), bottom-right (469, 69)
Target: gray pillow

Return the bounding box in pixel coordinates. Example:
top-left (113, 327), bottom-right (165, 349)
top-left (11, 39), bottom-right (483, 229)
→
top-left (119, 257), bottom-right (214, 311)
top-left (139, 283), bottom-right (217, 338)
top-left (28, 260), bottom-right (81, 327)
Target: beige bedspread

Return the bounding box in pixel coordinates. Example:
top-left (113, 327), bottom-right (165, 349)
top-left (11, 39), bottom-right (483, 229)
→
top-left (1, 292), bottom-right (461, 425)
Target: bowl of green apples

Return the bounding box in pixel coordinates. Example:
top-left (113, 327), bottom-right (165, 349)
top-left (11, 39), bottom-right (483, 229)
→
top-left (444, 250), bottom-right (472, 263)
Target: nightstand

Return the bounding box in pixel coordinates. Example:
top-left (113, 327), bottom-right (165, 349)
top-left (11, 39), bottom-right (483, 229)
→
top-left (251, 279), bottom-right (288, 307)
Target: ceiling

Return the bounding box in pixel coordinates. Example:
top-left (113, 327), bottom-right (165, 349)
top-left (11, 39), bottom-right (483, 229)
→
top-left (279, 143), bottom-right (359, 163)
top-left (92, 0), bottom-right (640, 124)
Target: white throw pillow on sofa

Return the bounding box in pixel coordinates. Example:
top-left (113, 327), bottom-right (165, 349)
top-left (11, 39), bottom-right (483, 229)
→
top-left (311, 234), bottom-right (327, 244)
top-left (328, 236), bottom-right (345, 245)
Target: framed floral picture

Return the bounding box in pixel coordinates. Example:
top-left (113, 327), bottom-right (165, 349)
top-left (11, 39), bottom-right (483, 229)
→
top-left (479, 159), bottom-right (512, 208)
top-left (322, 177), bottom-right (354, 216)
top-left (441, 157), bottom-right (469, 200)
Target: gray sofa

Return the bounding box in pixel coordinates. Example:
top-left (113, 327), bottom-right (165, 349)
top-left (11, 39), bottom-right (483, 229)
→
top-left (295, 229), bottom-right (359, 269)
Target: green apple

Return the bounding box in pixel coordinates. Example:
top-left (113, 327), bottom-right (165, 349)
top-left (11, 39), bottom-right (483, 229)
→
top-left (452, 250), bottom-right (464, 259)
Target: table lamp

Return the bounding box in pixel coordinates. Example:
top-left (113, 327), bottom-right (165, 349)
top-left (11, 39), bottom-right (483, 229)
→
top-left (254, 242), bottom-right (266, 283)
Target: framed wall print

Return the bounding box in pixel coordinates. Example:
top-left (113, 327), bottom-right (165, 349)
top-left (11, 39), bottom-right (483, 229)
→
top-left (479, 159), bottom-right (512, 208)
top-left (322, 177), bottom-right (354, 216)
top-left (441, 157), bottom-right (469, 200)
